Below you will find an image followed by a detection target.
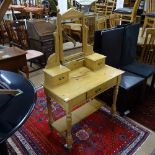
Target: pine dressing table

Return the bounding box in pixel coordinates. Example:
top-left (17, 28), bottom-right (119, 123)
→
top-left (43, 9), bottom-right (124, 149)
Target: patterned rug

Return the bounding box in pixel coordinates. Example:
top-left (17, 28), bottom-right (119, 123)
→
top-left (7, 87), bottom-right (150, 155)
top-left (129, 88), bottom-right (155, 131)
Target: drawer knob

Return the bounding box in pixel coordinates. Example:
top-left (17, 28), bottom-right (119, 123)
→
top-left (98, 62), bottom-right (102, 65)
top-left (95, 88), bottom-right (101, 93)
top-left (59, 76), bottom-right (65, 80)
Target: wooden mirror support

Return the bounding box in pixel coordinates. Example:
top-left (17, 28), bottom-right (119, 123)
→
top-left (44, 8), bottom-right (123, 150)
top-left (45, 8), bottom-right (105, 69)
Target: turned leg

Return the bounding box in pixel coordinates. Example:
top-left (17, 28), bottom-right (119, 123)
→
top-left (141, 17), bottom-right (148, 37)
top-left (46, 95), bottom-right (54, 130)
top-left (65, 109), bottom-right (73, 150)
top-left (111, 76), bottom-right (121, 114)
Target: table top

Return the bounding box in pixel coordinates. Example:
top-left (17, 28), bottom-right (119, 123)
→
top-left (23, 7), bottom-right (44, 13)
top-left (0, 47), bottom-right (26, 61)
top-left (9, 5), bottom-right (25, 10)
top-left (44, 65), bottom-right (123, 102)
top-left (65, 23), bottom-right (82, 31)
top-left (0, 70), bottom-right (35, 143)
top-left (5, 10), bottom-right (21, 15)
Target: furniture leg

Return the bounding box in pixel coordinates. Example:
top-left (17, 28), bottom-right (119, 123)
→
top-left (141, 17), bottom-right (148, 37)
top-left (22, 65), bottom-right (29, 79)
top-left (150, 74), bottom-right (155, 92)
top-left (0, 141), bottom-right (9, 155)
top-left (65, 109), bottom-right (73, 150)
top-left (46, 96), bottom-right (54, 130)
top-left (153, 20), bottom-right (155, 29)
top-left (111, 76), bottom-right (121, 114)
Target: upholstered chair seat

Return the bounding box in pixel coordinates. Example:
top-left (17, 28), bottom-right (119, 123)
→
top-left (146, 12), bottom-right (155, 17)
top-left (114, 8), bottom-right (133, 14)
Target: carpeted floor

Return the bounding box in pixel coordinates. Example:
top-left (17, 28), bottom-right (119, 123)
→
top-left (7, 87), bottom-right (150, 155)
top-left (129, 89), bottom-right (155, 132)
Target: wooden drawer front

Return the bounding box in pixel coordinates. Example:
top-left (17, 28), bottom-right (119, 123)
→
top-left (85, 58), bottom-right (105, 71)
top-left (50, 92), bottom-right (86, 111)
top-left (85, 53), bottom-right (106, 71)
top-left (52, 73), bottom-right (69, 86)
top-left (69, 93), bottom-right (86, 110)
top-left (87, 78), bottom-right (117, 99)
top-left (94, 59), bottom-right (105, 70)
top-left (44, 72), bottom-right (69, 87)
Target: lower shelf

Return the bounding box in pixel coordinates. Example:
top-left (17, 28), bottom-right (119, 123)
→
top-left (51, 99), bottom-right (106, 133)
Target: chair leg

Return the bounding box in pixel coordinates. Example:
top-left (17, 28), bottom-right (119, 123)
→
top-left (150, 74), bottom-right (155, 92)
top-left (0, 141), bottom-right (9, 155)
top-left (140, 79), bottom-right (147, 102)
top-left (30, 61), bottom-right (33, 67)
top-left (141, 17), bottom-right (148, 37)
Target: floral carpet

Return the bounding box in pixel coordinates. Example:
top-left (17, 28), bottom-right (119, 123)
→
top-left (7, 87), bottom-right (150, 155)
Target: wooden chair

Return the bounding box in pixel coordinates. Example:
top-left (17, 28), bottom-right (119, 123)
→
top-left (141, 0), bottom-right (155, 36)
top-left (109, 13), bottom-right (120, 28)
top-left (114, 0), bottom-right (141, 23)
top-left (3, 20), bottom-right (43, 75)
top-left (0, 23), bottom-right (8, 45)
top-left (0, 0), bottom-right (12, 23)
top-left (96, 0), bottom-right (116, 16)
top-left (3, 20), bottom-right (18, 46)
top-left (140, 28), bottom-right (155, 65)
top-left (96, 0), bottom-right (116, 28)
top-left (96, 16), bottom-right (107, 30)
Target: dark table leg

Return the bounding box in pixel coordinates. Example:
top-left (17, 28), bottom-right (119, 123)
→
top-left (0, 141), bottom-right (9, 155)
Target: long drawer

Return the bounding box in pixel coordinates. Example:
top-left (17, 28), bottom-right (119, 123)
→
top-left (87, 77), bottom-right (117, 99)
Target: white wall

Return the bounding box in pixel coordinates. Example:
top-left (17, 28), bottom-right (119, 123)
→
top-left (116, 0), bottom-right (124, 9)
top-left (58, 0), bottom-right (68, 14)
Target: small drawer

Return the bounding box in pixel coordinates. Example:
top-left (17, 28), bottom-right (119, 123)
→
top-left (51, 73), bottom-right (69, 86)
top-left (44, 71), bottom-right (69, 87)
top-left (85, 53), bottom-right (106, 71)
top-left (44, 65), bottom-right (70, 87)
top-left (87, 78), bottom-right (117, 99)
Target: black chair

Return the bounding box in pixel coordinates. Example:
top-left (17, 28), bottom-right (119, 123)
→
top-left (117, 71), bottom-right (144, 116)
top-left (94, 27), bottom-right (145, 116)
top-left (120, 23), bottom-right (155, 91)
top-left (0, 70), bottom-right (36, 155)
top-left (95, 27), bottom-right (124, 68)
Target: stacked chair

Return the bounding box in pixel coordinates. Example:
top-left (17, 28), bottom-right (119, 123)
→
top-left (141, 0), bottom-right (155, 36)
top-left (94, 23), bottom-right (155, 116)
top-left (95, 0), bottom-right (116, 30)
top-left (113, 0), bottom-right (141, 23)
top-left (140, 28), bottom-right (155, 66)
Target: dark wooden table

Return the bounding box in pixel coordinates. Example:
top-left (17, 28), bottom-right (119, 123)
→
top-left (0, 70), bottom-right (36, 155)
top-left (0, 46), bottom-right (29, 78)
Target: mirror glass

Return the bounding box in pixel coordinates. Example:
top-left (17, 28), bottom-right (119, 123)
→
top-left (61, 16), bottom-right (84, 63)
